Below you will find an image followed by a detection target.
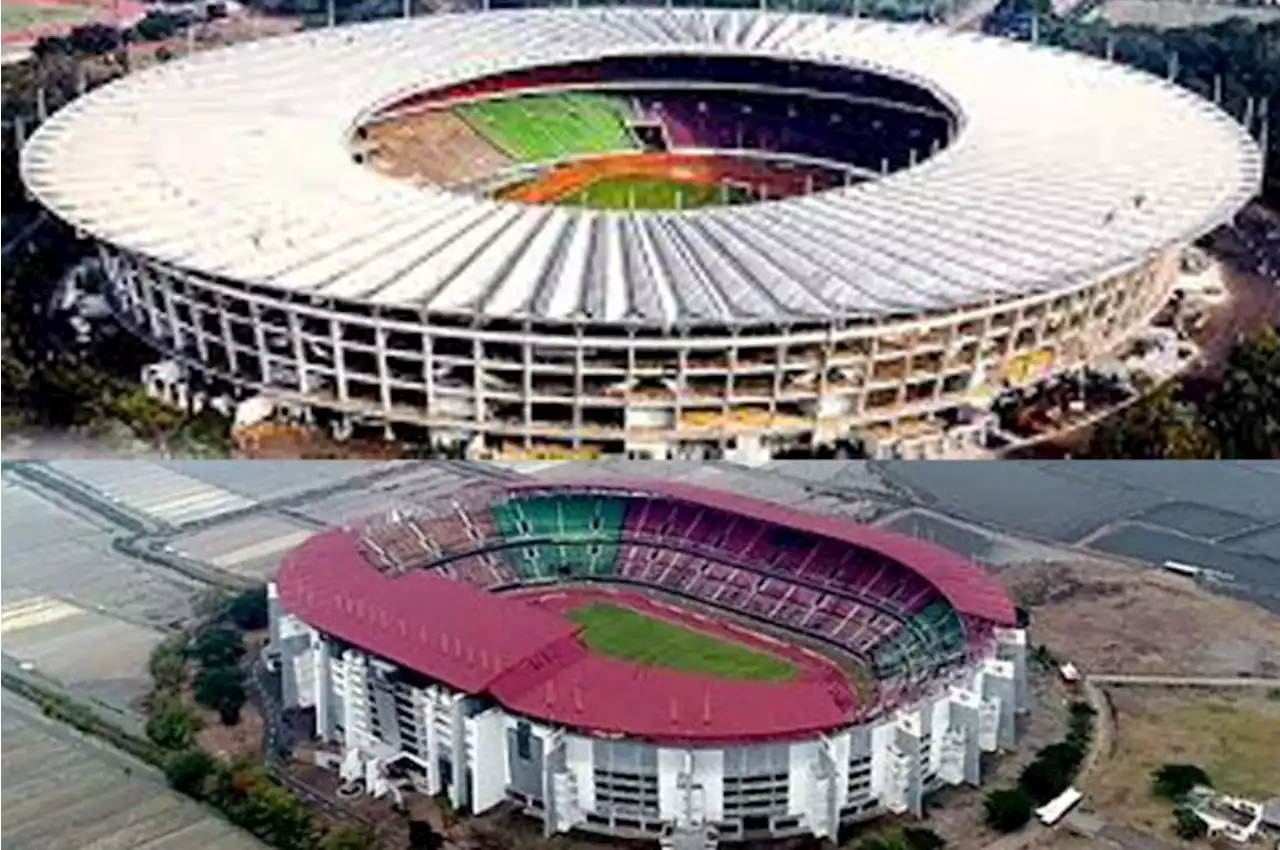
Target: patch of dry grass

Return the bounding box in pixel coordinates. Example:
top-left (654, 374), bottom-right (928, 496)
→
top-left (996, 559), bottom-right (1280, 677)
top-left (1089, 688), bottom-right (1280, 836)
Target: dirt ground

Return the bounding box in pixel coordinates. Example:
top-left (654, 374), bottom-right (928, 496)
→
top-left (913, 667), bottom-right (1072, 849)
top-left (196, 701), bottom-right (264, 761)
top-left (1086, 687), bottom-right (1280, 839)
top-left (992, 558), bottom-right (1280, 677)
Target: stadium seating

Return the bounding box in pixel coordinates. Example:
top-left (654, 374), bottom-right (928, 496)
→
top-left (362, 490), bottom-right (969, 681)
top-left (489, 493), bottom-right (628, 579)
top-left (870, 600), bottom-right (966, 679)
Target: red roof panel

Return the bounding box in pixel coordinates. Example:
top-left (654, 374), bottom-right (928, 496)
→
top-left (492, 654), bottom-right (852, 744)
top-left (275, 529), bottom-right (581, 694)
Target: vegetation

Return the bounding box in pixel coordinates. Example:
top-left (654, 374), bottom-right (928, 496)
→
top-left (853, 826), bottom-right (947, 850)
top-left (148, 637), bottom-right (189, 693)
top-left (0, 217), bottom-right (232, 455)
top-left (163, 752), bottom-right (332, 850)
top-left (194, 665), bottom-right (248, 725)
top-left (146, 697), bottom-right (202, 749)
top-left (225, 587), bottom-right (271, 632)
top-left (1151, 763), bottom-right (1213, 800)
top-left (981, 700), bottom-right (1096, 833)
top-left (1172, 805), bottom-right (1209, 840)
top-left (566, 601), bottom-right (799, 681)
top-left (192, 626), bottom-right (248, 669)
top-left (318, 823), bottom-right (380, 850)
top-left (1088, 329), bottom-right (1280, 459)
top-left (1, 671), bottom-right (165, 766)
top-left (983, 786), bottom-right (1037, 833)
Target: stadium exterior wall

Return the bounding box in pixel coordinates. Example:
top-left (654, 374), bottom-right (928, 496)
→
top-left (101, 241), bottom-right (1178, 460)
top-left (269, 583), bottom-right (1029, 845)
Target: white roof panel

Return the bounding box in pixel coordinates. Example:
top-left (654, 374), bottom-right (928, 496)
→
top-left (20, 8), bottom-right (1261, 327)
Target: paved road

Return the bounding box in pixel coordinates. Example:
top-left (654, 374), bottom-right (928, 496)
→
top-left (1088, 674), bottom-right (1280, 688)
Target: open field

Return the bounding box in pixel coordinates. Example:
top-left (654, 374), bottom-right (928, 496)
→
top-left (561, 175), bottom-right (753, 210)
top-left (565, 601), bottom-right (799, 682)
top-left (456, 93), bottom-right (638, 162)
top-left (1090, 0), bottom-right (1280, 27)
top-left (993, 558), bottom-right (1280, 677)
top-left (2, 694), bottom-right (265, 850)
top-left (1088, 687), bottom-right (1280, 837)
top-left (1, 2), bottom-right (93, 32)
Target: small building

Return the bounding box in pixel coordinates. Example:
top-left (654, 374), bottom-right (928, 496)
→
top-left (1194, 794), bottom-right (1264, 843)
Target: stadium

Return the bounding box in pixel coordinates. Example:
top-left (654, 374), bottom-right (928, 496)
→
top-left (19, 8), bottom-right (1262, 459)
top-left (268, 477), bottom-right (1029, 847)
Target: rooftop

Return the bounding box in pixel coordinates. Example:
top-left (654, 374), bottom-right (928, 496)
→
top-left (20, 9), bottom-right (1261, 328)
top-left (275, 477), bottom-right (1015, 741)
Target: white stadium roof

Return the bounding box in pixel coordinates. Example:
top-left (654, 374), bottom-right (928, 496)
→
top-left (20, 9), bottom-right (1262, 327)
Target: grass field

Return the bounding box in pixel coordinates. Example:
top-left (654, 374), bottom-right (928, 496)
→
top-left (1089, 688), bottom-right (1280, 835)
top-left (2, 2), bottom-right (95, 33)
top-left (455, 93), bottom-right (639, 162)
top-left (565, 602), bottom-right (798, 682)
top-left (561, 176), bottom-right (755, 210)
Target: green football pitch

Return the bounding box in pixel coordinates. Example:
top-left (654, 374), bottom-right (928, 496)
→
top-left (562, 176), bottom-right (755, 211)
top-left (454, 93), bottom-right (639, 162)
top-left (565, 601), bottom-right (798, 682)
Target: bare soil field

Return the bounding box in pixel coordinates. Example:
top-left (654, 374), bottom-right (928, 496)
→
top-left (197, 701), bottom-right (264, 761)
top-left (366, 110), bottom-right (512, 187)
top-left (994, 558), bottom-right (1280, 677)
top-left (1087, 687), bottom-right (1280, 839)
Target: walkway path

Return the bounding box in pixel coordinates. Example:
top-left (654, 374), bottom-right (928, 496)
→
top-left (1088, 674), bottom-right (1280, 688)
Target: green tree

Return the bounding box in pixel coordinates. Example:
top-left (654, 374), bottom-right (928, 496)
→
top-left (164, 747), bottom-right (218, 798)
top-left (1151, 763), bottom-right (1212, 800)
top-left (226, 587), bottom-right (269, 632)
top-left (900, 827), bottom-right (946, 850)
top-left (148, 638), bottom-right (187, 693)
top-left (1172, 806), bottom-right (1208, 840)
top-left (1088, 384), bottom-right (1215, 459)
top-left (319, 823), bottom-right (379, 850)
top-left (193, 665), bottom-right (247, 725)
top-left (220, 766), bottom-right (316, 850)
top-left (1204, 328), bottom-right (1280, 459)
top-left (146, 699), bottom-right (200, 750)
top-left (192, 626), bottom-right (246, 668)
top-left (1020, 742), bottom-right (1082, 804)
top-left (984, 786), bottom-right (1035, 833)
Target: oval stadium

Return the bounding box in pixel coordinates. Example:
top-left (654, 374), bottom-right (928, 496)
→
top-left (268, 477), bottom-right (1029, 847)
top-left (19, 8), bottom-right (1262, 460)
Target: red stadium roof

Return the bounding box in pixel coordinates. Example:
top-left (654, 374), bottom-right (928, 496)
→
top-left (276, 528), bottom-right (854, 742)
top-left (510, 476), bottom-right (1017, 626)
top-left (275, 529), bottom-right (583, 694)
top-left (274, 477), bottom-right (1014, 743)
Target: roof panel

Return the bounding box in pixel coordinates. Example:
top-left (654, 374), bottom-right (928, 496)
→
top-left (20, 8), bottom-right (1262, 327)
